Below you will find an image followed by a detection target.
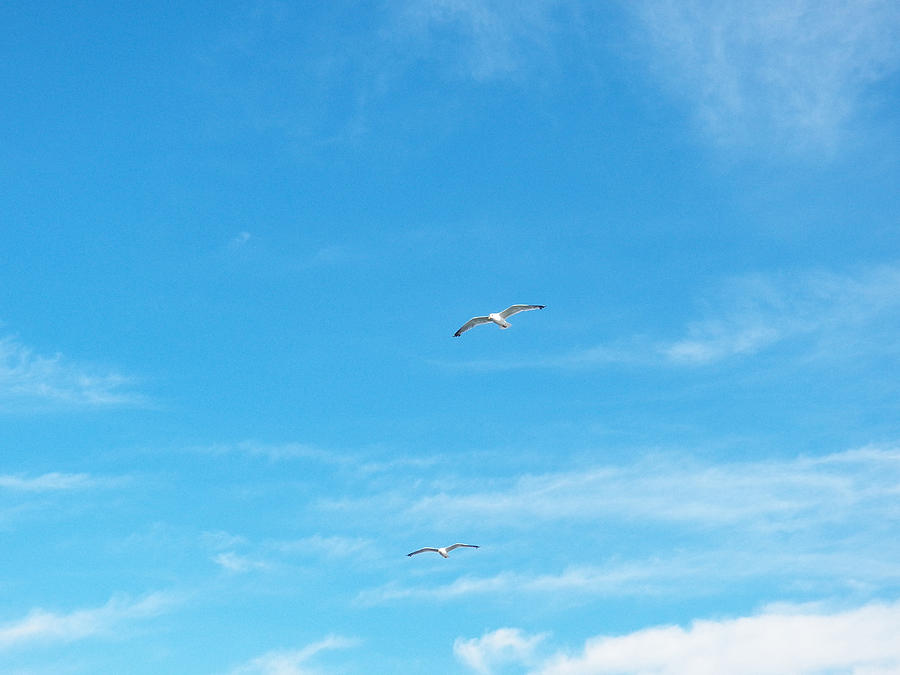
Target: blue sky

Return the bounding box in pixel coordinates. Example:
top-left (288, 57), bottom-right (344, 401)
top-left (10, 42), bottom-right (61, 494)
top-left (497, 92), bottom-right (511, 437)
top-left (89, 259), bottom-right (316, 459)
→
top-left (2, 1), bottom-right (900, 673)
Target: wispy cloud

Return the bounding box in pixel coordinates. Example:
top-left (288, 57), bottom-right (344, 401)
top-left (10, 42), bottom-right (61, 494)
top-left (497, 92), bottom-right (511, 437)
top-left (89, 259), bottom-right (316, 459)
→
top-left (663, 324), bottom-right (780, 364)
top-left (439, 264), bottom-right (900, 370)
top-left (188, 439), bottom-right (445, 477)
top-left (0, 471), bottom-right (128, 529)
top-left (632, 0), bottom-right (900, 151)
top-left (662, 265), bottom-right (900, 365)
top-left (353, 445), bottom-right (900, 604)
top-left (212, 551), bottom-right (271, 574)
top-left (358, 563), bottom-right (676, 605)
top-left (203, 1), bottom-right (898, 154)
top-left (0, 472), bottom-right (124, 492)
top-left (0, 335), bottom-right (145, 411)
top-left (512, 599), bottom-right (900, 674)
top-left (201, 531), bottom-right (373, 576)
top-left (402, 445), bottom-right (900, 529)
top-left (226, 635), bottom-right (359, 675)
top-left (361, 545), bottom-right (900, 606)
top-left (0, 592), bottom-right (179, 650)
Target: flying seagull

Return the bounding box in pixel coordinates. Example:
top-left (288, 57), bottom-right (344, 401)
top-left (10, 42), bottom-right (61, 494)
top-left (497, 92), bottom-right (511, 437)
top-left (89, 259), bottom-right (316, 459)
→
top-left (407, 543), bottom-right (479, 558)
top-left (453, 304), bottom-right (545, 337)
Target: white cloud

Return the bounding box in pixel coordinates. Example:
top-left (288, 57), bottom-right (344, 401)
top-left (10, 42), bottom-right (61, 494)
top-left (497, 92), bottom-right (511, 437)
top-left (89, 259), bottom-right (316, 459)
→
top-left (455, 628), bottom-right (548, 674)
top-left (212, 551), bottom-right (271, 574)
top-left (522, 599), bottom-right (900, 674)
top-left (391, 1), bottom-right (900, 151)
top-left (354, 445), bottom-right (900, 605)
top-left (363, 546), bottom-right (900, 605)
top-left (202, 532), bottom-right (372, 576)
top-left (403, 445), bottom-right (900, 529)
top-left (358, 564), bottom-right (673, 605)
top-left (0, 335), bottom-right (144, 411)
top-left (227, 635), bottom-right (359, 675)
top-left (663, 323), bottom-right (780, 364)
top-left (662, 265), bottom-right (900, 365)
top-left (371, 546), bottom-right (900, 607)
top-left (0, 472), bottom-right (122, 492)
top-left (0, 592), bottom-right (178, 650)
top-left (190, 440), bottom-right (445, 480)
top-left (632, 0), bottom-right (900, 150)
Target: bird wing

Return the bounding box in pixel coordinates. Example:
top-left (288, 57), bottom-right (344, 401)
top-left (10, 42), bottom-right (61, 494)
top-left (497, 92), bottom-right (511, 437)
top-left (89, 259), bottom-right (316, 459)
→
top-left (445, 543), bottom-right (479, 552)
top-left (499, 304), bottom-right (545, 319)
top-left (407, 547), bottom-right (440, 557)
top-left (453, 316), bottom-right (491, 337)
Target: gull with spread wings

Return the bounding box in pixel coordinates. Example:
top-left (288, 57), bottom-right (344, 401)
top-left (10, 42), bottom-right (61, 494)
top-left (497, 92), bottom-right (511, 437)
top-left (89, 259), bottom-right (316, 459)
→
top-left (407, 543), bottom-right (479, 558)
top-left (453, 304), bottom-right (545, 337)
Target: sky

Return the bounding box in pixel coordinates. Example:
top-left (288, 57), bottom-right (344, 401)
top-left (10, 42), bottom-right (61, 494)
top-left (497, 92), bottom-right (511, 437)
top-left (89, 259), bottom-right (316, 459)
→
top-left (2, 1), bottom-right (900, 673)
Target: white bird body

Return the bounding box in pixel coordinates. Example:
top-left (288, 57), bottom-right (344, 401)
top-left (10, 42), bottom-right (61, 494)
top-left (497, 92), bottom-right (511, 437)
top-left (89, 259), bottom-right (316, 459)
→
top-left (487, 312), bottom-right (511, 329)
top-left (407, 543), bottom-right (479, 558)
top-left (454, 304), bottom-right (545, 337)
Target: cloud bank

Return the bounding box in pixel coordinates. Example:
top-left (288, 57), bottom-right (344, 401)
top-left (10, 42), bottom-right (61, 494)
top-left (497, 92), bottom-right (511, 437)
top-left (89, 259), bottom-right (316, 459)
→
top-left (491, 599), bottom-right (900, 674)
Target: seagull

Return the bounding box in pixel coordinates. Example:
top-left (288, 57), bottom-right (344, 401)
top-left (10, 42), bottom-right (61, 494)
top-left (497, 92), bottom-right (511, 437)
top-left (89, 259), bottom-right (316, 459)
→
top-left (407, 543), bottom-right (479, 558)
top-left (453, 304), bottom-right (545, 337)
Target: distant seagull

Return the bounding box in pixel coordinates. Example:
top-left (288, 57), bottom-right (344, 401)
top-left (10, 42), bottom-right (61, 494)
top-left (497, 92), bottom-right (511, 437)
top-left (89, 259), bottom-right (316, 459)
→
top-left (407, 543), bottom-right (480, 558)
top-left (453, 304), bottom-right (545, 337)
